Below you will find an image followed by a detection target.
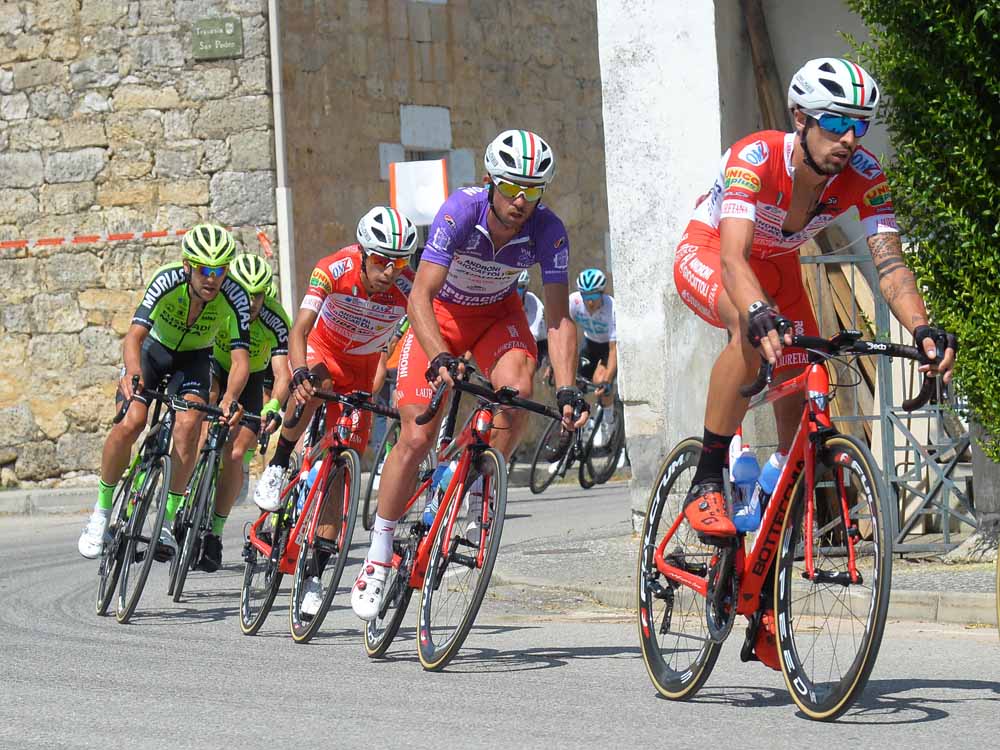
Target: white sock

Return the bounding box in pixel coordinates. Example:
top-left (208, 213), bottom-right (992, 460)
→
top-left (92, 504), bottom-right (110, 517)
top-left (368, 513), bottom-right (398, 564)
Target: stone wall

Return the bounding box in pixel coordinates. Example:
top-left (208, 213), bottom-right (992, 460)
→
top-left (0, 0), bottom-right (277, 486)
top-left (280, 0), bottom-right (610, 297)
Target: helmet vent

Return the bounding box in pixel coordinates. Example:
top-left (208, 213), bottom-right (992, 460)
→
top-left (372, 227), bottom-right (387, 242)
top-left (819, 78), bottom-right (845, 98)
top-left (537, 156), bottom-right (552, 172)
top-left (500, 152), bottom-right (517, 168)
top-left (819, 62), bottom-right (836, 74)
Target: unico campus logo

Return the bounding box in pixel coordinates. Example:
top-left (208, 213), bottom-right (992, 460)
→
top-left (738, 139), bottom-right (770, 166)
top-left (724, 167), bottom-right (761, 193)
top-left (309, 268), bottom-right (333, 293)
top-left (863, 182), bottom-right (892, 208)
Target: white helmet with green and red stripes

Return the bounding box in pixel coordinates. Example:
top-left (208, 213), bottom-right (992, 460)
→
top-left (787, 58), bottom-right (880, 120)
top-left (484, 129), bottom-right (555, 187)
top-left (356, 206), bottom-right (417, 258)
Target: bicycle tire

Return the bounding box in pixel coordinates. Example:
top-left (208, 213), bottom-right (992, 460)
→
top-left (363, 422), bottom-right (399, 531)
top-left (116, 455), bottom-right (170, 624)
top-left (290, 449), bottom-right (362, 643)
top-left (585, 397), bottom-right (626, 485)
top-left (529, 418), bottom-right (568, 495)
top-left (774, 433), bottom-right (892, 721)
top-left (239, 513), bottom-right (287, 635)
top-left (171, 454), bottom-right (216, 602)
top-left (418, 447), bottom-right (508, 671)
top-left (637, 438), bottom-right (722, 699)
top-left (96, 461), bottom-right (140, 616)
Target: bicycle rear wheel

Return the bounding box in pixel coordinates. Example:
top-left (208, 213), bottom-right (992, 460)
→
top-left (585, 397), bottom-right (626, 485)
top-left (290, 449), bottom-right (362, 643)
top-left (529, 419), bottom-right (567, 495)
top-left (638, 438), bottom-right (722, 699)
top-left (239, 512), bottom-right (287, 635)
top-left (418, 447), bottom-right (507, 671)
top-left (170, 456), bottom-right (214, 601)
top-left (96, 462), bottom-right (139, 616)
top-left (116, 455), bottom-right (170, 624)
top-left (364, 498), bottom-right (423, 658)
top-left (774, 434), bottom-right (892, 720)
top-left (363, 422), bottom-right (398, 531)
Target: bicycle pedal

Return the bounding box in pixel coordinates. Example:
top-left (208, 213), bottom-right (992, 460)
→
top-left (696, 531), bottom-right (736, 548)
top-left (740, 611), bottom-right (762, 663)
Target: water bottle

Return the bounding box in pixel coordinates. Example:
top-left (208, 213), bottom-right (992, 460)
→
top-left (298, 458), bottom-right (323, 514)
top-left (423, 460), bottom-right (456, 525)
top-left (742, 452), bottom-right (787, 532)
top-left (731, 448), bottom-right (761, 532)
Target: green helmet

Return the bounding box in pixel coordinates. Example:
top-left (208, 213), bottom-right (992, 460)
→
top-left (182, 223), bottom-right (237, 267)
top-left (266, 278), bottom-right (278, 299)
top-left (228, 253), bottom-right (273, 294)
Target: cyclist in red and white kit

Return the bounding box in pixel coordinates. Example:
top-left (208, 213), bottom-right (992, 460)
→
top-left (675, 57), bottom-right (957, 538)
top-left (252, 206), bottom-right (416, 617)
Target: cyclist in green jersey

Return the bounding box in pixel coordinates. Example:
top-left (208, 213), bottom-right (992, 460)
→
top-left (197, 254), bottom-right (291, 572)
top-left (78, 224), bottom-right (252, 560)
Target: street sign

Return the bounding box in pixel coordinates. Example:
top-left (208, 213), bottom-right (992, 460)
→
top-left (192, 17), bottom-right (244, 61)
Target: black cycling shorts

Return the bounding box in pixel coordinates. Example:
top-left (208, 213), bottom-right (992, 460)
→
top-left (126, 338), bottom-right (212, 405)
top-left (262, 359), bottom-right (275, 392)
top-left (577, 338), bottom-right (610, 381)
top-left (535, 339), bottom-right (549, 372)
top-left (211, 359), bottom-right (266, 416)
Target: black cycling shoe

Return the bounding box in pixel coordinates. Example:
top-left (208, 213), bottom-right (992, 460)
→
top-left (197, 533), bottom-right (223, 573)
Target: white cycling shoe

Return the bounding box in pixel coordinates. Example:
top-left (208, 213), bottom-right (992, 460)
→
top-left (351, 558), bottom-right (390, 621)
top-left (254, 464), bottom-right (286, 512)
top-left (78, 510), bottom-right (110, 559)
top-left (300, 576), bottom-right (323, 617)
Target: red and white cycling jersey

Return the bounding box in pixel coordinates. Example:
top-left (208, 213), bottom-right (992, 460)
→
top-left (301, 245), bottom-right (413, 359)
top-left (690, 130), bottom-right (898, 259)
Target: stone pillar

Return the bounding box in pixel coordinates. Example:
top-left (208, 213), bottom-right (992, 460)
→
top-left (596, 1), bottom-right (727, 529)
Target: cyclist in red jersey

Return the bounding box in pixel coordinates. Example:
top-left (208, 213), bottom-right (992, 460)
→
top-left (252, 206), bottom-right (416, 617)
top-left (351, 130), bottom-right (590, 621)
top-left (674, 58), bottom-right (956, 538)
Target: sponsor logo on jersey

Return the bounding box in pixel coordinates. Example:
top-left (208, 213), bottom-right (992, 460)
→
top-left (554, 248), bottom-right (569, 270)
top-left (309, 267), bottom-right (333, 292)
top-left (518, 246), bottom-right (535, 266)
top-left (258, 305), bottom-right (289, 343)
top-left (849, 150), bottom-right (882, 180)
top-left (724, 167), bottom-right (761, 193)
top-left (430, 227), bottom-right (450, 252)
top-left (507, 324), bottom-right (519, 337)
top-left (140, 267), bottom-right (186, 310)
top-left (721, 199), bottom-right (754, 219)
top-left (330, 257), bottom-right (353, 280)
top-left (444, 214), bottom-right (456, 228)
top-left (863, 182), bottom-right (891, 208)
top-left (222, 277), bottom-right (252, 332)
top-left (554, 235), bottom-right (566, 249)
top-left (394, 274), bottom-right (413, 296)
top-left (738, 140), bottom-right (770, 166)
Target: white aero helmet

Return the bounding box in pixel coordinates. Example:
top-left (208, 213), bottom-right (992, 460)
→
top-left (356, 206), bottom-right (418, 258)
top-left (787, 58), bottom-right (880, 120)
top-left (484, 129), bottom-right (555, 187)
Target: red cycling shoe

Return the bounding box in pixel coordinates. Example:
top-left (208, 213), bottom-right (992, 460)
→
top-left (682, 481), bottom-right (737, 539)
top-left (753, 610), bottom-right (781, 671)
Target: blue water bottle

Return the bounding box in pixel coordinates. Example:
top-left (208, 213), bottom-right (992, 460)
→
top-left (731, 448), bottom-right (761, 532)
top-left (298, 458), bottom-right (322, 514)
top-left (422, 460), bottom-right (456, 525)
top-left (744, 452), bottom-right (787, 531)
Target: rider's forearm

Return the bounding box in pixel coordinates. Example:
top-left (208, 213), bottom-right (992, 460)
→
top-left (547, 316), bottom-right (578, 389)
top-left (719, 219), bottom-right (766, 314)
top-left (372, 352), bottom-right (388, 396)
top-left (223, 350), bottom-right (250, 404)
top-left (869, 232), bottom-right (929, 333)
top-left (270, 355), bottom-right (291, 406)
top-left (606, 343), bottom-right (618, 381)
top-left (121, 324), bottom-right (148, 375)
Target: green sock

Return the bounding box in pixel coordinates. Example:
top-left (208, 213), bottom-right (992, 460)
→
top-left (96, 479), bottom-right (116, 512)
top-left (166, 492), bottom-right (184, 522)
top-left (211, 512), bottom-right (228, 536)
top-left (243, 449), bottom-right (255, 465)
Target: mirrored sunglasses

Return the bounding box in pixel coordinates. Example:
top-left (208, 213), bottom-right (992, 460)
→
top-left (192, 264), bottom-right (226, 278)
top-left (808, 111), bottom-right (871, 138)
top-left (494, 178), bottom-right (544, 203)
top-left (367, 252), bottom-right (409, 271)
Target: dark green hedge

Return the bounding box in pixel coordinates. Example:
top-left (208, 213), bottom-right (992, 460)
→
top-left (848, 1), bottom-right (1000, 457)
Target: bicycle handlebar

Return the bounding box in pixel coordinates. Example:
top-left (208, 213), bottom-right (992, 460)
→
top-left (285, 388), bottom-right (400, 430)
top-left (739, 331), bottom-right (938, 411)
top-left (113, 375), bottom-right (230, 424)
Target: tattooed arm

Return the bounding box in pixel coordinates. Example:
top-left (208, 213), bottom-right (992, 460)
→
top-left (868, 232), bottom-right (928, 333)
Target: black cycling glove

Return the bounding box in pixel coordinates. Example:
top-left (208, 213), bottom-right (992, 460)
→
top-left (747, 301), bottom-right (791, 348)
top-left (291, 367), bottom-right (314, 390)
top-left (425, 352), bottom-right (459, 383)
top-left (913, 325), bottom-right (958, 362)
top-left (556, 386), bottom-right (588, 415)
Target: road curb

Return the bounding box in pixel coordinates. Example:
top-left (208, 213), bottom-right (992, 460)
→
top-left (491, 572), bottom-right (998, 626)
top-left (0, 487), bottom-right (94, 515)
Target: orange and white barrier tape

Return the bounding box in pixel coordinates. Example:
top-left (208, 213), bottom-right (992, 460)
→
top-left (0, 226), bottom-right (275, 254)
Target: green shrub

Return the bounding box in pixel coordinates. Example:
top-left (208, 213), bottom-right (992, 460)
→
top-left (848, 1), bottom-right (1000, 457)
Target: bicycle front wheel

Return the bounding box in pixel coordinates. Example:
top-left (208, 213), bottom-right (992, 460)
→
top-left (585, 397), bottom-right (626, 485)
top-left (529, 419), bottom-right (567, 495)
top-left (290, 449), bottom-right (362, 643)
top-left (774, 434), bottom-right (892, 720)
top-left (116, 455), bottom-right (170, 624)
top-left (363, 422), bottom-right (398, 530)
top-left (239, 512), bottom-right (286, 635)
top-left (637, 438), bottom-right (722, 699)
top-left (171, 455), bottom-right (215, 601)
top-left (418, 447), bottom-right (507, 671)
top-left (96, 461), bottom-right (139, 616)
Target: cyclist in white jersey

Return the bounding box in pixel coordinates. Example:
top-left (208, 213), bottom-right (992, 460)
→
top-left (569, 268), bottom-right (617, 445)
top-left (517, 269), bottom-right (548, 373)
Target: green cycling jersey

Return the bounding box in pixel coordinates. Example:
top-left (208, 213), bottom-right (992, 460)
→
top-left (131, 262), bottom-right (251, 352)
top-left (213, 294), bottom-right (291, 373)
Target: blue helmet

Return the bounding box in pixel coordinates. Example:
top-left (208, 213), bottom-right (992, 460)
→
top-left (576, 268), bottom-right (606, 293)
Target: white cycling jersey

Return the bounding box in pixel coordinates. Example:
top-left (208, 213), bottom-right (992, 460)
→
top-left (569, 291), bottom-right (616, 343)
top-left (522, 291), bottom-right (547, 342)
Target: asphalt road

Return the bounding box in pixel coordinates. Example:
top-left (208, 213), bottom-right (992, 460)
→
top-left (3, 484), bottom-right (998, 748)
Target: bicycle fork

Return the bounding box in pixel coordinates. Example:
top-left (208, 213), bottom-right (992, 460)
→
top-left (803, 440), bottom-right (862, 585)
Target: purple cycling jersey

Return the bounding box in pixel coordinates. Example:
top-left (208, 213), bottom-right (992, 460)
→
top-left (421, 187), bottom-right (570, 306)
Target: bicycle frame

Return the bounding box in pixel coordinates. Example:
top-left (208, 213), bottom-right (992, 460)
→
top-left (653, 359), bottom-right (862, 613)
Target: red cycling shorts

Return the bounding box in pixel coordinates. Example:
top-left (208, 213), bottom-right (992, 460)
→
top-left (394, 294), bottom-right (537, 408)
top-left (674, 222), bottom-right (819, 372)
top-left (303, 334), bottom-right (376, 451)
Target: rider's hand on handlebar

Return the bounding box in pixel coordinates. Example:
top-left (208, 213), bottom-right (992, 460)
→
top-left (556, 386), bottom-right (589, 431)
top-left (425, 352), bottom-right (463, 389)
top-left (747, 301), bottom-right (793, 365)
top-left (291, 366), bottom-right (315, 405)
top-left (913, 325), bottom-right (958, 385)
top-left (261, 398), bottom-right (282, 434)
top-left (119, 370), bottom-right (143, 401)
top-left (219, 397), bottom-right (244, 428)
